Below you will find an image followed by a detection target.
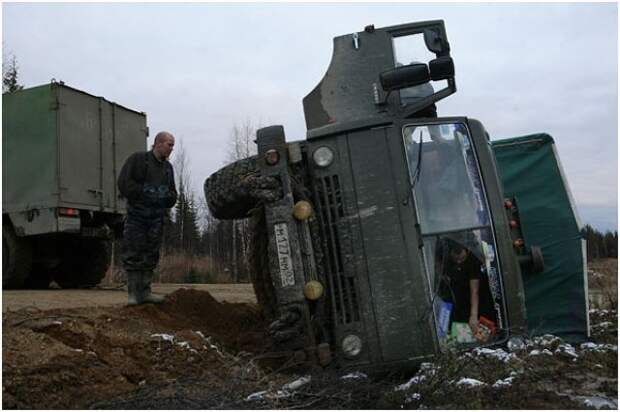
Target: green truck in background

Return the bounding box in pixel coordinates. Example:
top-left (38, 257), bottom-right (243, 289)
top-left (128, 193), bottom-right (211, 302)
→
top-left (2, 81), bottom-right (147, 289)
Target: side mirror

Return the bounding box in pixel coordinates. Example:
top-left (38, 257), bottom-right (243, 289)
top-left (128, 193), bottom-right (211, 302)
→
top-left (380, 63), bottom-right (430, 92)
top-left (429, 56), bottom-right (455, 81)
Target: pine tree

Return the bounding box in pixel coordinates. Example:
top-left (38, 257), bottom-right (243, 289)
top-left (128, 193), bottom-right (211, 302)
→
top-left (2, 55), bottom-right (24, 93)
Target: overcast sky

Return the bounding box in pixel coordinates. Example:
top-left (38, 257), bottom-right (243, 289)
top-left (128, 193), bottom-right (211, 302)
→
top-left (3, 2), bottom-right (617, 231)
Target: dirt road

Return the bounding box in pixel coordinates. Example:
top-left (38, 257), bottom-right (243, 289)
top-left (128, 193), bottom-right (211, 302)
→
top-left (3, 262), bottom-right (618, 409)
top-left (2, 283), bottom-right (256, 312)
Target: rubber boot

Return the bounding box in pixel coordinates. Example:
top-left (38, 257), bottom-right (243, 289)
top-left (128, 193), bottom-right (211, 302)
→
top-left (141, 270), bottom-right (165, 304)
top-left (126, 271), bottom-right (143, 306)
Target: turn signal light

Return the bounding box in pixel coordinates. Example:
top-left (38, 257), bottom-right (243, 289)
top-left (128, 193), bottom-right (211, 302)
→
top-left (513, 238), bottom-right (524, 248)
top-left (304, 280), bottom-right (324, 300)
top-left (58, 207), bottom-right (79, 217)
top-left (293, 200), bottom-right (313, 220)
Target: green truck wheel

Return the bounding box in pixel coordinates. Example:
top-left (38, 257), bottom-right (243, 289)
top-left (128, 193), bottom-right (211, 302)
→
top-left (3, 224), bottom-right (32, 289)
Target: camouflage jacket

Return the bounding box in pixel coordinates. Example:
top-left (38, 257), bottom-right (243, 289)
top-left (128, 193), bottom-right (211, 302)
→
top-left (118, 150), bottom-right (177, 215)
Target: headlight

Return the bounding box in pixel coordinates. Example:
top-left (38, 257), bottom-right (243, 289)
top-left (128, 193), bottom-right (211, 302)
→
top-left (507, 336), bottom-right (526, 352)
top-left (341, 334), bottom-right (363, 358)
top-left (313, 146), bottom-right (334, 167)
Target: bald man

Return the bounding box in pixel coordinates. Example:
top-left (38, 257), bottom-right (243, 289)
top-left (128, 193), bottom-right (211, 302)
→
top-left (118, 131), bottom-right (177, 305)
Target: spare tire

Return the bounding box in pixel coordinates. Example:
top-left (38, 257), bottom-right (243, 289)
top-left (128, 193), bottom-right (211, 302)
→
top-left (3, 224), bottom-right (32, 289)
top-left (204, 156), bottom-right (282, 220)
top-left (54, 238), bottom-right (112, 288)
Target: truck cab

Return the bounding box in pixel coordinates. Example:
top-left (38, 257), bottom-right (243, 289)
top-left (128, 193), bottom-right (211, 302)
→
top-left (207, 20), bottom-right (585, 370)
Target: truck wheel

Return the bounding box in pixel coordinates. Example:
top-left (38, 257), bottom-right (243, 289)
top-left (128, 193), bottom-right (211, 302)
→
top-left (24, 268), bottom-right (53, 289)
top-left (204, 156), bottom-right (282, 220)
top-left (54, 239), bottom-right (112, 288)
top-left (3, 224), bottom-right (33, 289)
top-left (249, 208), bottom-right (278, 319)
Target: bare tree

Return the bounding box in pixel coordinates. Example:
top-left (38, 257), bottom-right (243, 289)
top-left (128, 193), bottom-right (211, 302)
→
top-left (201, 120), bottom-right (260, 282)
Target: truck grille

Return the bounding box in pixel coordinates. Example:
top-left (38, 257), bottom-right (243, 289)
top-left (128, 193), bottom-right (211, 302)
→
top-left (313, 175), bottom-right (360, 325)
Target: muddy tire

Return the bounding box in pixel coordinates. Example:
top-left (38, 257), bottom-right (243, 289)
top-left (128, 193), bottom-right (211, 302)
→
top-left (204, 156), bottom-right (282, 220)
top-left (3, 224), bottom-right (33, 289)
top-left (249, 208), bottom-right (278, 320)
top-left (54, 238), bottom-right (112, 288)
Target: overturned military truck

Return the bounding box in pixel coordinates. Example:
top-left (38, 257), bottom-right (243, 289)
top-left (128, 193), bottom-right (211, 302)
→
top-left (205, 20), bottom-right (589, 370)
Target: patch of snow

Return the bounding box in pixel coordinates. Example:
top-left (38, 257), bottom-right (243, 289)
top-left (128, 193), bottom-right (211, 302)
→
top-left (246, 390), bottom-right (267, 401)
top-left (405, 393), bottom-right (422, 402)
top-left (282, 376), bottom-right (311, 391)
top-left (530, 334), bottom-right (562, 349)
top-left (340, 372), bottom-right (368, 380)
top-left (580, 342), bottom-right (617, 353)
top-left (472, 347), bottom-right (516, 363)
top-left (594, 321), bottom-right (613, 329)
top-left (395, 363), bottom-right (438, 391)
top-left (73, 349), bottom-right (83, 352)
top-left (575, 395), bottom-right (618, 410)
top-left (396, 375), bottom-right (427, 391)
top-left (529, 349), bottom-right (553, 356)
top-left (194, 331), bottom-right (206, 340)
top-left (554, 343), bottom-right (578, 359)
top-left (246, 387), bottom-right (296, 402)
top-left (151, 333), bottom-right (175, 342)
top-left (176, 341), bottom-right (191, 350)
top-left (202, 336), bottom-right (226, 358)
top-left (456, 378), bottom-right (486, 387)
top-left (52, 321), bottom-right (62, 325)
top-left (492, 377), bottom-right (515, 388)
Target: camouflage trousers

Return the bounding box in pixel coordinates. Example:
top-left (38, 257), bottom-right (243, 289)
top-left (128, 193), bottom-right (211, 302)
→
top-left (121, 211), bottom-right (164, 273)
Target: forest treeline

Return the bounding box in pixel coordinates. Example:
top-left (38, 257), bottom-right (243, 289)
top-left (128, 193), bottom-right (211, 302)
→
top-left (582, 224), bottom-right (618, 261)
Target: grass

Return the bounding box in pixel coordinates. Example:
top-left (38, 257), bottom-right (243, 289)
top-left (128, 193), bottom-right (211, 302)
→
top-left (156, 254), bottom-right (234, 284)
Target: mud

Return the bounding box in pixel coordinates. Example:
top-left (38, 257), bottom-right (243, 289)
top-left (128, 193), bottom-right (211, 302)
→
top-left (3, 289), bottom-right (269, 409)
top-left (3, 263), bottom-right (618, 409)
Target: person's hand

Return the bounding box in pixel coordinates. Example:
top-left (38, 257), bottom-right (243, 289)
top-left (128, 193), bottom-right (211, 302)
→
top-left (468, 315), bottom-right (479, 335)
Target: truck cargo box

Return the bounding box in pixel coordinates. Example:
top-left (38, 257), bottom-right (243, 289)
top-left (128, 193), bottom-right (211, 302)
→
top-left (492, 134), bottom-right (589, 342)
top-left (3, 82), bottom-right (147, 217)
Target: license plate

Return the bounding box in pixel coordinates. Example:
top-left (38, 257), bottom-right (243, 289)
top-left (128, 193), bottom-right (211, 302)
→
top-left (274, 223), bottom-right (295, 287)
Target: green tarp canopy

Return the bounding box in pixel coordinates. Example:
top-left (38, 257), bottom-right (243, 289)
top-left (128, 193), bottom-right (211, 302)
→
top-left (492, 134), bottom-right (589, 342)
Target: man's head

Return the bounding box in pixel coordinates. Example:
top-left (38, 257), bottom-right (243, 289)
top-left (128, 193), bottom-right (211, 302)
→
top-left (449, 245), bottom-right (469, 265)
top-left (444, 238), bottom-right (470, 265)
top-left (153, 131), bottom-right (175, 161)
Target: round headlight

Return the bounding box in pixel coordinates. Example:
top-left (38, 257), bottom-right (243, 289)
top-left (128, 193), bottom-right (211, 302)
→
top-left (341, 334), bottom-right (363, 358)
top-left (507, 336), bottom-right (526, 352)
top-left (313, 146), bottom-right (334, 168)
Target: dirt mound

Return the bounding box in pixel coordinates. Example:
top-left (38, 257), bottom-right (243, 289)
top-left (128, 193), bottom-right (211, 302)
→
top-left (122, 288), bottom-right (269, 352)
top-left (3, 289), bottom-right (271, 409)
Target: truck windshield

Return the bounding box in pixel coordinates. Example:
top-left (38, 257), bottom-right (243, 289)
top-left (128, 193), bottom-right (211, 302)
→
top-left (403, 123), bottom-right (506, 347)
